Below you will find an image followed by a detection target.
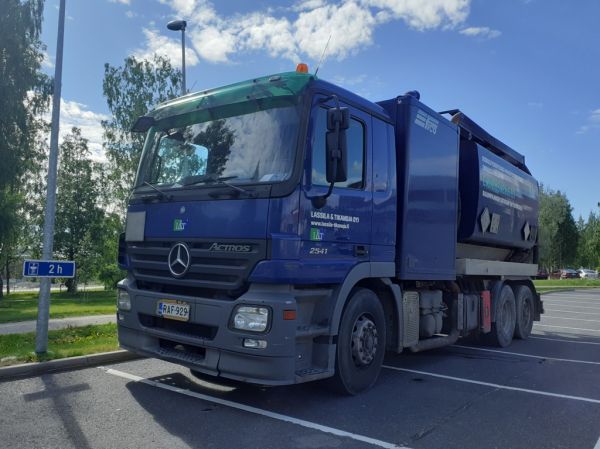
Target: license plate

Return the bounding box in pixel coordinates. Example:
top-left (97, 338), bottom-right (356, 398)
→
top-left (157, 300), bottom-right (190, 321)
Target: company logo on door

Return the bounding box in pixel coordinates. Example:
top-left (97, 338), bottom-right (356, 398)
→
top-left (173, 218), bottom-right (187, 231)
top-left (310, 228), bottom-right (324, 241)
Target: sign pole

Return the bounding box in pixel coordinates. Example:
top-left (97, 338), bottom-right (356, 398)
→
top-left (35, 0), bottom-right (66, 354)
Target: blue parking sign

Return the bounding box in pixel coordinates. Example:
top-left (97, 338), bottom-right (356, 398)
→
top-left (22, 260), bottom-right (76, 278)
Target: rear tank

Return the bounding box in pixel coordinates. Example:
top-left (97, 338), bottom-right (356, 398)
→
top-left (451, 112), bottom-right (539, 251)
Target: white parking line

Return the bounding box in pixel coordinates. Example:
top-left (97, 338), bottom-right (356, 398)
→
top-left (545, 294), bottom-right (600, 299)
top-left (545, 308), bottom-right (600, 316)
top-left (542, 316), bottom-right (600, 324)
top-left (543, 302), bottom-right (600, 309)
top-left (530, 336), bottom-right (600, 346)
top-left (543, 299), bottom-right (600, 305)
top-left (101, 367), bottom-right (409, 449)
top-left (451, 345), bottom-right (600, 366)
top-left (542, 304), bottom-right (600, 311)
top-left (534, 324), bottom-right (600, 334)
top-left (382, 366), bottom-right (600, 404)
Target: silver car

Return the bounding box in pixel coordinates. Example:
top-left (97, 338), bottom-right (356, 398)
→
top-left (578, 269), bottom-right (598, 279)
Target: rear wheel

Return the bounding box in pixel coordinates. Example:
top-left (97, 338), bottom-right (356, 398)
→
top-left (330, 288), bottom-right (386, 395)
top-left (485, 284), bottom-right (516, 347)
top-left (514, 285), bottom-right (534, 339)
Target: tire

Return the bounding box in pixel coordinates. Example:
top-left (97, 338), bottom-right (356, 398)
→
top-left (514, 285), bottom-right (534, 339)
top-left (330, 288), bottom-right (386, 395)
top-left (485, 284), bottom-right (516, 348)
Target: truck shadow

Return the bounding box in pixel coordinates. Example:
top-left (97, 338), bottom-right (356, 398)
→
top-left (124, 371), bottom-right (357, 449)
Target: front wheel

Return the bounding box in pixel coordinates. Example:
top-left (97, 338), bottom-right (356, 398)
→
top-left (330, 288), bottom-right (386, 395)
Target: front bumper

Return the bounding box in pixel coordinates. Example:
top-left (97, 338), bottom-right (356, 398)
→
top-left (117, 279), bottom-right (328, 385)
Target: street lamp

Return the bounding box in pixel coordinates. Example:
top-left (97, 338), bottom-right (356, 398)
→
top-left (167, 19), bottom-right (187, 96)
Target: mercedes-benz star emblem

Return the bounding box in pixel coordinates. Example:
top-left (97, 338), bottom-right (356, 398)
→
top-left (168, 242), bottom-right (191, 277)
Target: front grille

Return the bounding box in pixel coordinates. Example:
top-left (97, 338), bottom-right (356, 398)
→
top-left (128, 239), bottom-right (266, 298)
top-left (139, 313), bottom-right (218, 340)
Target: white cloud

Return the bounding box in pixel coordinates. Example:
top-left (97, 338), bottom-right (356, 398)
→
top-left (367, 0), bottom-right (470, 30)
top-left (133, 27), bottom-right (200, 68)
top-left (577, 109), bottom-right (600, 134)
top-left (143, 0), bottom-right (473, 65)
top-left (332, 73), bottom-right (367, 87)
top-left (41, 50), bottom-right (54, 69)
top-left (49, 99), bottom-right (109, 162)
top-left (294, 2), bottom-right (376, 60)
top-left (109, 0), bottom-right (131, 5)
top-left (193, 26), bottom-right (238, 63)
top-left (459, 26), bottom-right (501, 39)
top-left (125, 10), bottom-right (137, 18)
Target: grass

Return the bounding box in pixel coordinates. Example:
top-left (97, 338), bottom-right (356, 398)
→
top-left (533, 278), bottom-right (600, 294)
top-left (533, 278), bottom-right (600, 287)
top-left (0, 290), bottom-right (116, 324)
top-left (0, 323), bottom-right (118, 366)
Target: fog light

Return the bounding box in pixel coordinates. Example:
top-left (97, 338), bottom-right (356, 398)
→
top-left (117, 289), bottom-right (131, 311)
top-left (232, 306), bottom-right (269, 332)
top-left (243, 338), bottom-right (267, 349)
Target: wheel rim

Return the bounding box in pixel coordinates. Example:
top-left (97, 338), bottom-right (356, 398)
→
top-left (351, 314), bottom-right (378, 367)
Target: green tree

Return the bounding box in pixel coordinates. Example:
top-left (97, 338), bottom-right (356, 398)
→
top-left (576, 210), bottom-right (600, 269)
top-left (83, 213), bottom-right (125, 290)
top-left (53, 128), bottom-right (104, 293)
top-left (0, 0), bottom-right (50, 296)
top-left (538, 186), bottom-right (579, 269)
top-left (102, 55), bottom-right (182, 214)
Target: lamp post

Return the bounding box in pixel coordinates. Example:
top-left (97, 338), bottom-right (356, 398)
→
top-left (167, 19), bottom-right (187, 96)
top-left (36, 0), bottom-right (66, 354)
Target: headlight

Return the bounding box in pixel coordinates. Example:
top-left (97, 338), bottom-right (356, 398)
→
top-left (232, 306), bottom-right (270, 332)
top-left (117, 289), bottom-right (131, 311)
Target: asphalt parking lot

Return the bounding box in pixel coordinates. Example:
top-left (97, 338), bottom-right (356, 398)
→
top-left (1, 289), bottom-right (600, 449)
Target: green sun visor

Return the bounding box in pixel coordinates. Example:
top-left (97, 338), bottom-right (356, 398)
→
top-left (135, 72), bottom-right (315, 132)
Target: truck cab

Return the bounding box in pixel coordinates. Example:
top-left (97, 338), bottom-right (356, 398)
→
top-left (117, 67), bottom-right (541, 394)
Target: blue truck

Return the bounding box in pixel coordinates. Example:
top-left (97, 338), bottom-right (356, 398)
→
top-left (116, 65), bottom-right (542, 394)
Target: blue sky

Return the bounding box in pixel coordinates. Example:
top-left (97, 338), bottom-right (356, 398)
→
top-left (40, 0), bottom-right (600, 218)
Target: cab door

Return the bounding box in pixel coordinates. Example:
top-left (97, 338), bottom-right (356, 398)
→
top-left (298, 95), bottom-right (373, 277)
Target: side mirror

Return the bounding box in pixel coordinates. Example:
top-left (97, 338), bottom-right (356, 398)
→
top-left (325, 107), bottom-right (349, 183)
top-left (327, 107), bottom-right (350, 131)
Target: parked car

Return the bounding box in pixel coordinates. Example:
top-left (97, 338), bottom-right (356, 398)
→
top-left (578, 268), bottom-right (598, 279)
top-left (560, 268), bottom-right (580, 279)
top-left (549, 269), bottom-right (562, 280)
top-left (535, 267), bottom-right (549, 280)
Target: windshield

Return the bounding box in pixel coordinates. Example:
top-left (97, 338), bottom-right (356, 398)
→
top-left (137, 104), bottom-right (300, 189)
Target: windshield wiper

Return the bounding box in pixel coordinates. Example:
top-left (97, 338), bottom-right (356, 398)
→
top-left (181, 175), bottom-right (251, 196)
top-left (181, 174), bottom-right (236, 186)
top-left (141, 181), bottom-right (173, 201)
